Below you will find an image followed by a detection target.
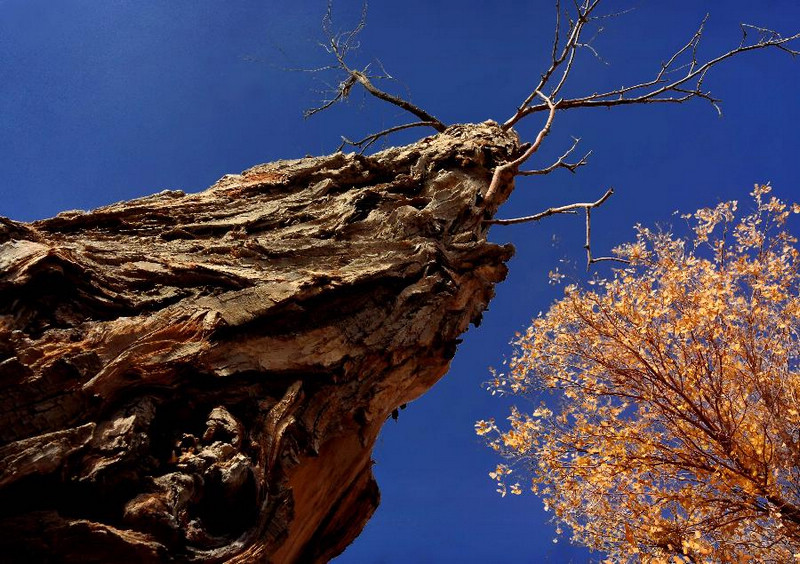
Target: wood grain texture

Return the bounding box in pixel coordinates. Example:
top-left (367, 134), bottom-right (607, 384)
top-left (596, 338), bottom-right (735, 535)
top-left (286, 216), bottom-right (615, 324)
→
top-left (0, 122), bottom-right (519, 562)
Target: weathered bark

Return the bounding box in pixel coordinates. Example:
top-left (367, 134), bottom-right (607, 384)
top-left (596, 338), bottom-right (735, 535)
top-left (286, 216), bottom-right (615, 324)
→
top-left (0, 122), bottom-right (519, 562)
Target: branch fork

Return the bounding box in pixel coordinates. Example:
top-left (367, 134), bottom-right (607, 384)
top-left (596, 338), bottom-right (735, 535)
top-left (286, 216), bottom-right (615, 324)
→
top-left (301, 0), bottom-right (798, 267)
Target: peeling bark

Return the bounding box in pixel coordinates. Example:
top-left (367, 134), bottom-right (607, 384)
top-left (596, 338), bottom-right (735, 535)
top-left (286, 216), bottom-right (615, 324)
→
top-left (0, 122), bottom-right (519, 562)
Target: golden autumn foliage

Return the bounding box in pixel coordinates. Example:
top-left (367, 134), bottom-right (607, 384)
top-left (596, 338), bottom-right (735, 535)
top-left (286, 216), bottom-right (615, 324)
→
top-left (477, 186), bottom-right (800, 562)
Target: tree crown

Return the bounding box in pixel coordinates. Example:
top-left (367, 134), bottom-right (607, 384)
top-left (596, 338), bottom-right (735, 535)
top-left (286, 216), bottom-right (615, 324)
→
top-left (478, 185), bottom-right (800, 562)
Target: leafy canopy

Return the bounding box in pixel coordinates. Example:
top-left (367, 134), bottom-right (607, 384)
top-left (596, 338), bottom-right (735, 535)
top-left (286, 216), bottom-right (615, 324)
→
top-left (477, 186), bottom-right (800, 563)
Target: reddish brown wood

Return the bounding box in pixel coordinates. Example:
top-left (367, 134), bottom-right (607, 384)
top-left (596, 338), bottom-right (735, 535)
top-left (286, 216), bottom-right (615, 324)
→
top-left (0, 122), bottom-right (519, 562)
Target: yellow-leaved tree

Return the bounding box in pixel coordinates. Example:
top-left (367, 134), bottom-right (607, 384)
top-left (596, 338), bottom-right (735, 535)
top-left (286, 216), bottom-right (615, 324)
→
top-left (477, 185), bottom-right (800, 562)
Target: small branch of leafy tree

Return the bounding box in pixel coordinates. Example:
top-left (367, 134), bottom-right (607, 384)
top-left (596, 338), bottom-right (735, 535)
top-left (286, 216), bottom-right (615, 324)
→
top-left (476, 186), bottom-right (800, 563)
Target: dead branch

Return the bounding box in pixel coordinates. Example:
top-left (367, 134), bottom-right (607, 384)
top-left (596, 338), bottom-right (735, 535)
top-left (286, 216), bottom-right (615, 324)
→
top-left (503, 0), bottom-right (603, 130)
top-left (584, 196), bottom-right (628, 269)
top-left (485, 188), bottom-right (626, 269)
top-left (337, 121), bottom-right (439, 152)
top-left (483, 91), bottom-right (557, 206)
top-left (485, 187), bottom-right (613, 227)
top-left (305, 1), bottom-right (446, 133)
top-left (518, 137), bottom-right (591, 176)
top-left (503, 9), bottom-right (800, 129)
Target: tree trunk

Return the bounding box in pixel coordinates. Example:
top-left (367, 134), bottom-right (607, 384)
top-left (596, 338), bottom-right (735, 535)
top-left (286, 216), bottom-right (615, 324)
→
top-left (0, 122), bottom-right (519, 562)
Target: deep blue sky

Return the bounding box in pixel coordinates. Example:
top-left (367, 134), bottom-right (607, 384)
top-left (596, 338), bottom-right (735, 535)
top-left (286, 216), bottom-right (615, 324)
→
top-left (2, 1), bottom-right (799, 562)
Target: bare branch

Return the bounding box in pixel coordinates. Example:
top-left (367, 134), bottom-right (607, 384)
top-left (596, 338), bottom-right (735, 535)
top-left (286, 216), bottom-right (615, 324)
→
top-left (485, 4), bottom-right (797, 275)
top-left (575, 38), bottom-right (607, 65)
top-left (584, 198), bottom-right (628, 269)
top-left (518, 137), bottom-right (591, 176)
top-left (337, 121), bottom-right (439, 152)
top-left (484, 207), bottom-right (577, 226)
top-left (503, 0), bottom-right (602, 130)
top-left (485, 188), bottom-right (626, 269)
top-left (507, 15), bottom-right (800, 125)
top-left (304, 0), bottom-right (446, 132)
top-left (304, 74), bottom-right (358, 118)
top-left (484, 91), bottom-right (558, 207)
top-left (350, 70), bottom-right (446, 130)
top-left (575, 23), bottom-right (611, 66)
top-left (485, 186), bottom-right (614, 226)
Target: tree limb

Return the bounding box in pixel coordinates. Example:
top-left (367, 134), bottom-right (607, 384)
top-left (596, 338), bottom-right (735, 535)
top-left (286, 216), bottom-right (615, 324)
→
top-left (504, 12), bottom-right (800, 128)
top-left (518, 137), bottom-right (591, 176)
top-left (483, 91), bottom-right (557, 207)
top-left (304, 1), bottom-right (446, 133)
top-left (503, 0), bottom-right (602, 130)
top-left (485, 188), bottom-right (626, 269)
top-left (485, 186), bottom-right (613, 226)
top-left (337, 121), bottom-right (439, 152)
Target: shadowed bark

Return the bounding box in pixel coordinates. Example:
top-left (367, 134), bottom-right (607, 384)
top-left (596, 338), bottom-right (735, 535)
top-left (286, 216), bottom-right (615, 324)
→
top-left (0, 122), bottom-right (519, 562)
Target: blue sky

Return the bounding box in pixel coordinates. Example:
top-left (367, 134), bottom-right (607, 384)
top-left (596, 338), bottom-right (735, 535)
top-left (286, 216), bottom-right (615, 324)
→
top-left (2, 1), bottom-right (799, 562)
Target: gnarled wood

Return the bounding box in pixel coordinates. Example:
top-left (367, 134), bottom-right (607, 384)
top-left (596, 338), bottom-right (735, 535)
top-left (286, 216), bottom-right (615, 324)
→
top-left (0, 122), bottom-right (519, 562)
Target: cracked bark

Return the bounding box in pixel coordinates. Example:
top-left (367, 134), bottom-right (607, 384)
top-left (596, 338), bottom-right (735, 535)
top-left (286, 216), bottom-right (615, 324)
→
top-left (0, 121), bottom-right (520, 563)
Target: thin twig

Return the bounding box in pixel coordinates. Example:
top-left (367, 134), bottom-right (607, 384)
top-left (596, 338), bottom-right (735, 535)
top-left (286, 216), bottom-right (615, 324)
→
top-left (519, 137), bottom-right (591, 175)
top-left (337, 121), bottom-right (439, 152)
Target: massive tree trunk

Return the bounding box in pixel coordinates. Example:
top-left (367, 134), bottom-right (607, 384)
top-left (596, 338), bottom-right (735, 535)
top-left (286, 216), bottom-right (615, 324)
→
top-left (0, 122), bottom-right (519, 562)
